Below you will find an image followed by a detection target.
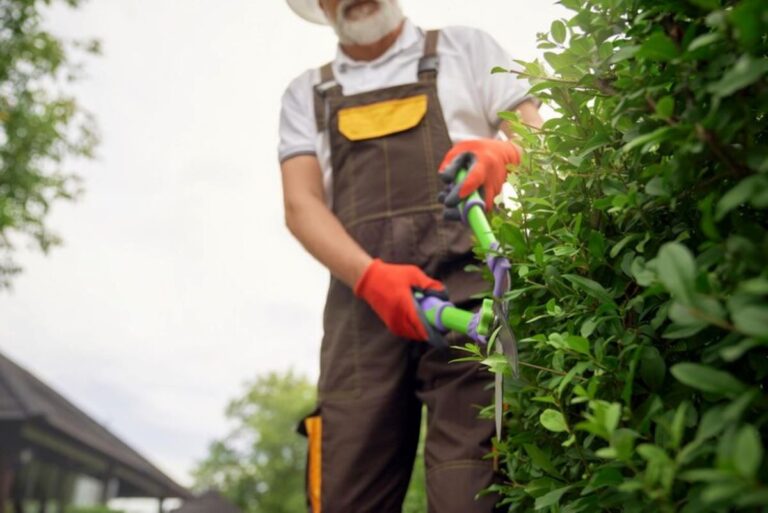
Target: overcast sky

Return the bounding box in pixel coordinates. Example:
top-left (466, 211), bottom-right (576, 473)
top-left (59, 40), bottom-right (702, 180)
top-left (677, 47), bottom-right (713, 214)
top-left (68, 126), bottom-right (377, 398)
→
top-left (0, 0), bottom-right (568, 504)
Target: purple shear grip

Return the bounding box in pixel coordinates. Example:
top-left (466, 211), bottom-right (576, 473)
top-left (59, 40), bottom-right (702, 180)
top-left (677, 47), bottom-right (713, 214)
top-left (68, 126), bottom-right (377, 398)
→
top-left (434, 303), bottom-right (449, 332)
top-left (467, 311), bottom-right (487, 344)
top-left (486, 242), bottom-right (511, 299)
top-left (418, 295), bottom-right (451, 332)
top-left (460, 198), bottom-right (485, 225)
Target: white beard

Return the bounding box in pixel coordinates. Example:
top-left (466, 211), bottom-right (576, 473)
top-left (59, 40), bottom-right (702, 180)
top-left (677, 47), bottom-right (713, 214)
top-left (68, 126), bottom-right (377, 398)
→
top-left (329, 0), bottom-right (405, 46)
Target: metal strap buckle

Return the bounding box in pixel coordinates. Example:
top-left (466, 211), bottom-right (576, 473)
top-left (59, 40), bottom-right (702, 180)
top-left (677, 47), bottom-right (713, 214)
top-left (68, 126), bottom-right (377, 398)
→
top-left (314, 80), bottom-right (339, 96)
top-left (418, 55), bottom-right (440, 75)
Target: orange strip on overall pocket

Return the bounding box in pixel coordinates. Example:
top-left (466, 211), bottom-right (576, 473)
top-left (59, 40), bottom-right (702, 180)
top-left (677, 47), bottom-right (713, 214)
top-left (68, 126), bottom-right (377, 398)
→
top-left (338, 94), bottom-right (428, 141)
top-left (304, 415), bottom-right (322, 513)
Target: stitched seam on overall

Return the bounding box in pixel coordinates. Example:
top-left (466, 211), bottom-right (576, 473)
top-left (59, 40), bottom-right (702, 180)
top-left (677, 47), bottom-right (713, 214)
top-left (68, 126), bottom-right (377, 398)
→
top-left (426, 459), bottom-right (490, 475)
top-left (351, 297), bottom-right (362, 398)
top-left (343, 205), bottom-right (443, 230)
top-left (347, 137), bottom-right (359, 226)
top-left (321, 385), bottom-right (410, 405)
top-left (321, 388), bottom-right (363, 401)
top-left (383, 192), bottom-right (394, 261)
top-left (420, 93), bottom-right (449, 259)
top-left (330, 96), bottom-right (359, 227)
top-left (407, 212), bottom-right (417, 265)
top-left (383, 137), bottom-right (392, 218)
top-left (319, 304), bottom-right (363, 403)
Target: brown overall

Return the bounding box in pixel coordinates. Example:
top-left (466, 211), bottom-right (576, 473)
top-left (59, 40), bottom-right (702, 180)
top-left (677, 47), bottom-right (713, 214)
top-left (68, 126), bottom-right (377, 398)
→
top-left (301, 30), bottom-right (497, 513)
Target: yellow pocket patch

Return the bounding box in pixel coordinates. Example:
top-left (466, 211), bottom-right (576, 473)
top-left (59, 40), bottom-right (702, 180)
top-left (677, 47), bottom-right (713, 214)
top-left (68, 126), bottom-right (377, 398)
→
top-left (338, 95), bottom-right (428, 141)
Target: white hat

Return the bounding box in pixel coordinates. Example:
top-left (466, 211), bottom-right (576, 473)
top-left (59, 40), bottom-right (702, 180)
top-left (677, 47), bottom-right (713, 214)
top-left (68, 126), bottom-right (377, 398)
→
top-left (287, 0), bottom-right (328, 25)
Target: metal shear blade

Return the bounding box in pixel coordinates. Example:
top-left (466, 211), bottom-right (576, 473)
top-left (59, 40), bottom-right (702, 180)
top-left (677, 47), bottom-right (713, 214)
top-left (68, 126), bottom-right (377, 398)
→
top-left (492, 300), bottom-right (520, 379)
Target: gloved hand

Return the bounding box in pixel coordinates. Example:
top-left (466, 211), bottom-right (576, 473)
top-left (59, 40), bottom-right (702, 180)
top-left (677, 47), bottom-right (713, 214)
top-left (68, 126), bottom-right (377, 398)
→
top-left (354, 259), bottom-right (446, 341)
top-left (438, 139), bottom-right (522, 213)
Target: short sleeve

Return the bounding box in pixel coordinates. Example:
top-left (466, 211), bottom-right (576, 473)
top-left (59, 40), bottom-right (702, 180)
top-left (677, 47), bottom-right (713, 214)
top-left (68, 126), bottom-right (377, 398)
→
top-left (278, 70), bottom-right (318, 164)
top-left (460, 27), bottom-right (536, 128)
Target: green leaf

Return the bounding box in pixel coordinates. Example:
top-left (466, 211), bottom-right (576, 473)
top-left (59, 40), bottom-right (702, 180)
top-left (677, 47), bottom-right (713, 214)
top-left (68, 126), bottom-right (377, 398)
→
top-left (563, 274), bottom-right (613, 304)
top-left (739, 278), bottom-right (768, 295)
top-left (656, 242), bottom-right (697, 303)
top-left (580, 317), bottom-right (598, 338)
top-left (637, 444), bottom-right (671, 464)
top-left (720, 338), bottom-right (760, 362)
top-left (540, 409), bottom-right (568, 433)
top-left (737, 490), bottom-right (768, 508)
top-left (645, 176), bottom-right (669, 198)
top-left (636, 32), bottom-right (680, 61)
top-left (669, 301), bottom-right (708, 327)
top-left (695, 406), bottom-right (728, 442)
top-left (639, 346), bottom-right (666, 390)
top-left (734, 425), bottom-right (763, 479)
top-left (499, 224), bottom-right (528, 255)
top-left (731, 305), bottom-right (768, 339)
top-left (671, 402), bottom-right (689, 448)
top-left (670, 296), bottom-right (726, 327)
top-left (688, 0), bottom-right (720, 9)
top-left (584, 468), bottom-right (623, 492)
top-left (551, 20), bottom-right (567, 44)
top-left (588, 231), bottom-right (606, 259)
top-left (690, 392), bottom-right (756, 448)
top-left (708, 54), bottom-right (768, 97)
top-left (610, 44), bottom-right (640, 63)
top-left (523, 444), bottom-right (562, 478)
top-left (605, 403), bottom-right (622, 434)
top-left (565, 335), bottom-right (590, 355)
top-left (679, 468), bottom-right (732, 482)
top-left (671, 363), bottom-right (748, 396)
top-left (611, 428), bottom-right (637, 460)
top-left (534, 486), bottom-right (572, 510)
top-left (716, 175), bottom-right (768, 220)
top-left (701, 482), bottom-right (749, 504)
top-left (655, 96), bottom-right (675, 119)
top-left (609, 234), bottom-right (639, 258)
top-left (688, 32), bottom-right (722, 51)
top-left (663, 322), bottom-right (707, 339)
top-left (481, 353), bottom-right (509, 375)
top-left (729, 0), bottom-right (765, 50)
top-left (622, 126), bottom-right (674, 152)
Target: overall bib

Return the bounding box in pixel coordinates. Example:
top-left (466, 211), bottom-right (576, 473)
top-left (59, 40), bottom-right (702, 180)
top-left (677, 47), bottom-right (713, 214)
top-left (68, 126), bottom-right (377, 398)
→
top-left (302, 30), bottom-right (497, 513)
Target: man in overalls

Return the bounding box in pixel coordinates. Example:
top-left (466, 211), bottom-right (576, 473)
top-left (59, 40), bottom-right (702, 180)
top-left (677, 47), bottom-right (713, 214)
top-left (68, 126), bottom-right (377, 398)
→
top-left (279, 0), bottom-right (543, 511)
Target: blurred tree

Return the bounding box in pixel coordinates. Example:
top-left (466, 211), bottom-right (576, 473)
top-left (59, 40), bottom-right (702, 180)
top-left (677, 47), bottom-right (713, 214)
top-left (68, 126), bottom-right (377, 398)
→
top-left (402, 413), bottom-right (427, 513)
top-left (65, 507), bottom-right (122, 513)
top-left (193, 371), bottom-right (315, 513)
top-left (0, 0), bottom-right (98, 287)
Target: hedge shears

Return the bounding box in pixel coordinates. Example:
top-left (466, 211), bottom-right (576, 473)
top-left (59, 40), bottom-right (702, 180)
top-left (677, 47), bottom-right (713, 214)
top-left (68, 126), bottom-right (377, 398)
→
top-left (413, 169), bottom-right (520, 438)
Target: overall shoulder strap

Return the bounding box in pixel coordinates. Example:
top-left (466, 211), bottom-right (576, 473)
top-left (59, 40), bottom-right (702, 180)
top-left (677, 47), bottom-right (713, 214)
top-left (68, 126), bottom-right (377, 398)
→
top-left (313, 62), bottom-right (342, 132)
top-left (418, 29), bottom-right (440, 82)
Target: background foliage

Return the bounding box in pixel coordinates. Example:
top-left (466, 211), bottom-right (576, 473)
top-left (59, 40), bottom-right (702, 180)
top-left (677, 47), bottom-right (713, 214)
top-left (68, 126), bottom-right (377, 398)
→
top-left (403, 414), bottom-right (427, 513)
top-left (195, 370), bottom-right (429, 513)
top-left (0, 0), bottom-right (97, 287)
top-left (193, 371), bottom-right (315, 513)
top-left (65, 507), bottom-right (122, 513)
top-left (472, 0), bottom-right (768, 511)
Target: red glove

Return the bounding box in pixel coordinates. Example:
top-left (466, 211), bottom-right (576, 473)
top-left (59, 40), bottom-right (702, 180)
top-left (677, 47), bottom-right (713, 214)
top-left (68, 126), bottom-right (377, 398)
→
top-left (438, 139), bottom-right (522, 212)
top-left (354, 259), bottom-right (445, 341)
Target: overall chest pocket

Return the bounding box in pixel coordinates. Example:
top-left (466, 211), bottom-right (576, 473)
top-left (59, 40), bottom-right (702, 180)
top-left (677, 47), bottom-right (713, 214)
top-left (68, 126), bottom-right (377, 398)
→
top-left (338, 94), bottom-right (428, 141)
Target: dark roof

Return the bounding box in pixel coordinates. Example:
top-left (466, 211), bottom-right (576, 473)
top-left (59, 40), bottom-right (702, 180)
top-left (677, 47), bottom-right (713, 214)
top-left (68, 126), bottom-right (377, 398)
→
top-left (0, 350), bottom-right (190, 499)
top-left (172, 491), bottom-right (242, 513)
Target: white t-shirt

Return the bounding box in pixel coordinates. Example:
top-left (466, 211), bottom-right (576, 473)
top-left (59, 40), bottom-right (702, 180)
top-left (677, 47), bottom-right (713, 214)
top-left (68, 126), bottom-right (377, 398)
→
top-left (278, 19), bottom-right (532, 201)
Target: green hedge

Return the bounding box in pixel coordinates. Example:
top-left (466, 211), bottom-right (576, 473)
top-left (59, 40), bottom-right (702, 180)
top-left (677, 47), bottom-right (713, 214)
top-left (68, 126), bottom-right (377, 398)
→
top-left (475, 0), bottom-right (768, 511)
